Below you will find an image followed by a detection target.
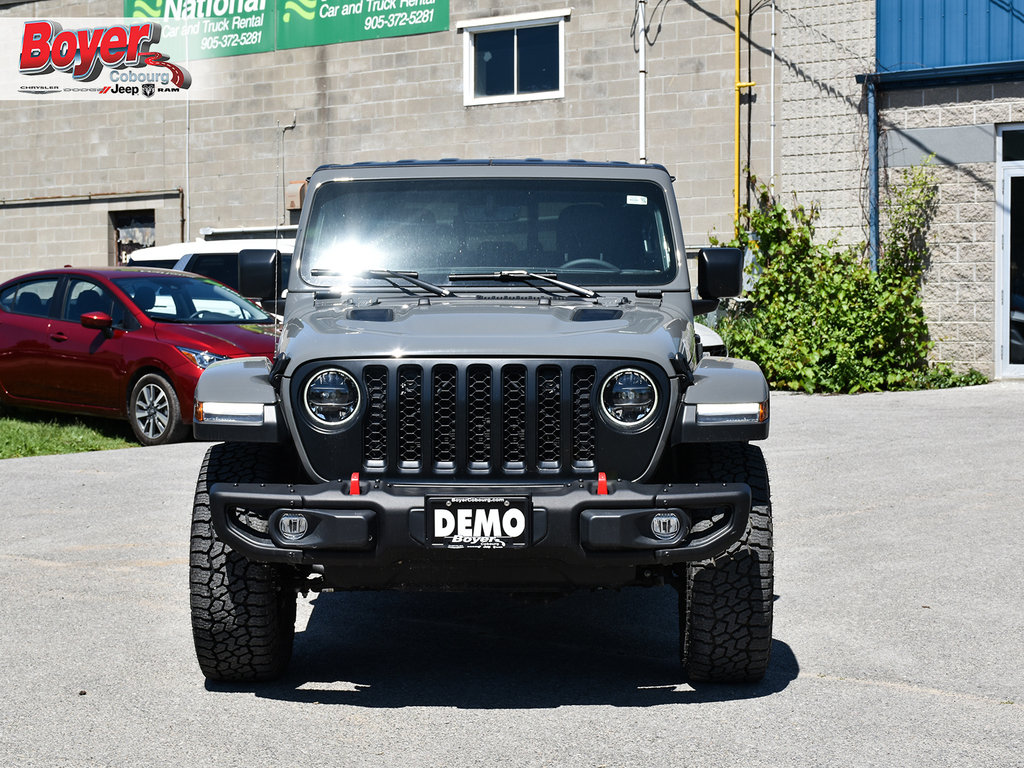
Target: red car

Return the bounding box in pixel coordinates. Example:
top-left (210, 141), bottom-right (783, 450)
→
top-left (0, 267), bottom-right (276, 445)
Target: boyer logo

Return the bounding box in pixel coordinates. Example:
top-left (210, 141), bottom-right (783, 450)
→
top-left (19, 19), bottom-right (190, 88)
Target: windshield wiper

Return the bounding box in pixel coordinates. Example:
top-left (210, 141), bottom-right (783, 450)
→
top-left (448, 270), bottom-right (598, 299)
top-left (310, 269), bottom-right (454, 297)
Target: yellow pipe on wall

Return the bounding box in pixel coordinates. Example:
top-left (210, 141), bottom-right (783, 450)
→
top-left (735, 0), bottom-right (755, 235)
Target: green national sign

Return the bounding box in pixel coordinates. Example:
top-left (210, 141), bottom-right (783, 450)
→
top-left (278, 0), bottom-right (444, 49)
top-left (125, 0), bottom-right (447, 59)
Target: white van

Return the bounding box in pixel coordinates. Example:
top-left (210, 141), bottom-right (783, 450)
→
top-left (128, 231), bottom-right (295, 313)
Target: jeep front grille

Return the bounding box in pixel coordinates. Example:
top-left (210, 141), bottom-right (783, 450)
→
top-left (360, 362), bottom-right (597, 476)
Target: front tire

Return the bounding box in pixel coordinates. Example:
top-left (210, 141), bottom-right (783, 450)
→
top-left (189, 443), bottom-right (297, 682)
top-left (675, 442), bottom-right (774, 682)
top-left (128, 373), bottom-right (188, 445)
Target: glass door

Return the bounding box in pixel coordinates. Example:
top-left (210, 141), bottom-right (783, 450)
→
top-left (997, 129), bottom-right (1024, 377)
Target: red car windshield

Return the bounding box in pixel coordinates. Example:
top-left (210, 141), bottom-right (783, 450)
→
top-left (113, 274), bottom-right (272, 324)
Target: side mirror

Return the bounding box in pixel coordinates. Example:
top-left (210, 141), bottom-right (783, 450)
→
top-left (238, 249), bottom-right (279, 300)
top-left (80, 311), bottom-right (113, 331)
top-left (697, 247), bottom-right (744, 300)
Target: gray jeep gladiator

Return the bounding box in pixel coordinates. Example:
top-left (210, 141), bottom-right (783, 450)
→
top-left (189, 159), bottom-right (773, 683)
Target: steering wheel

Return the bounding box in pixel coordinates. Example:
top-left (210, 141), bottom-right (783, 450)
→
top-left (185, 311), bottom-right (213, 322)
top-left (560, 258), bottom-right (621, 272)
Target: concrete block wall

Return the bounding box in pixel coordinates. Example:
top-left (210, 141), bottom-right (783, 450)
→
top-left (882, 161), bottom-right (996, 376)
top-left (775, 0), bottom-right (874, 245)
top-left (0, 0), bottom-right (775, 282)
top-left (0, 93), bottom-right (189, 277)
top-left (773, 1), bottom-right (1019, 376)
top-left (2, 0), bottom-right (1009, 375)
top-left (878, 82), bottom-right (1024, 377)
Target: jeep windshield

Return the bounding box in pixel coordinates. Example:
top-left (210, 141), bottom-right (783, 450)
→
top-left (299, 178), bottom-right (678, 289)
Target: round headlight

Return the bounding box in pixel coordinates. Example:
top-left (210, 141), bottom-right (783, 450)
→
top-left (601, 368), bottom-right (658, 427)
top-left (304, 368), bottom-right (360, 426)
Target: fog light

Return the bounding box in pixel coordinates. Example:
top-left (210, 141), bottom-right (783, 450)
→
top-left (651, 511), bottom-right (681, 540)
top-left (278, 513), bottom-right (309, 541)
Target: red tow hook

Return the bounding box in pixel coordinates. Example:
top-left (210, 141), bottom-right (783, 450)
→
top-left (349, 472), bottom-right (361, 495)
top-left (597, 472), bottom-right (608, 495)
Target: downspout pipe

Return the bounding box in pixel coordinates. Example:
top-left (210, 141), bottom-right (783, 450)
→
top-left (867, 76), bottom-right (879, 272)
top-left (638, 0), bottom-right (647, 164)
top-left (278, 112), bottom-right (297, 226)
top-left (734, 1), bottom-right (741, 231)
top-left (770, 0), bottom-right (776, 186)
top-left (734, 0), bottom-right (755, 234)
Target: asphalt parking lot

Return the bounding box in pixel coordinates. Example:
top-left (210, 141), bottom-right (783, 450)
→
top-left (1, 382), bottom-right (1022, 767)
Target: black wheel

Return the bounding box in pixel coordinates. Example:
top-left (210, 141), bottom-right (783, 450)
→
top-left (189, 443), bottom-right (297, 682)
top-left (675, 442), bottom-right (773, 682)
top-left (128, 373), bottom-right (188, 445)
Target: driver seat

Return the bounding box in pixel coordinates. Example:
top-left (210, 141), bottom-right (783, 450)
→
top-left (132, 286), bottom-right (157, 312)
top-left (556, 205), bottom-right (614, 265)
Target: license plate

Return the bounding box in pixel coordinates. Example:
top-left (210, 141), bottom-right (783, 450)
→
top-left (427, 496), bottom-right (531, 549)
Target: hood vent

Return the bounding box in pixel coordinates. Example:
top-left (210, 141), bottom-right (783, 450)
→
top-left (348, 308), bottom-right (394, 322)
top-left (571, 308), bottom-right (623, 322)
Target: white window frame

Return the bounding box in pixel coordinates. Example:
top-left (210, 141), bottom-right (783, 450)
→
top-left (995, 124), bottom-right (1024, 378)
top-left (457, 9), bottom-right (571, 107)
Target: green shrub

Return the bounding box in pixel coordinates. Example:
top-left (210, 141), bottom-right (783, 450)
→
top-left (711, 168), bottom-right (987, 393)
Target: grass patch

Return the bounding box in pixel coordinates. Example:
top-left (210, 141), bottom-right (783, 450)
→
top-left (0, 408), bottom-right (135, 459)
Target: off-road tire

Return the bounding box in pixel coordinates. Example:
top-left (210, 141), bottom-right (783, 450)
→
top-left (675, 442), bottom-right (773, 682)
top-left (128, 372), bottom-right (188, 445)
top-left (189, 443), bottom-right (297, 682)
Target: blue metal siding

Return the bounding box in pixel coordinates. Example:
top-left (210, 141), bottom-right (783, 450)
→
top-left (1017, 0), bottom-right (1024, 59)
top-left (877, 0), bottom-right (1024, 72)
top-left (900, 0), bottom-right (924, 67)
top-left (920, 1), bottom-right (944, 68)
top-left (945, 0), bottom-right (967, 66)
top-left (878, 0), bottom-right (901, 67)
top-left (965, 1), bottom-right (988, 65)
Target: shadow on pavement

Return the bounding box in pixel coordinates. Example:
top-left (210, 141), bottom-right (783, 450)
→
top-left (209, 587), bottom-right (799, 708)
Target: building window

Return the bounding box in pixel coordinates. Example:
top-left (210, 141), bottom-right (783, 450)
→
top-left (458, 9), bottom-right (570, 106)
top-left (110, 209), bottom-right (155, 265)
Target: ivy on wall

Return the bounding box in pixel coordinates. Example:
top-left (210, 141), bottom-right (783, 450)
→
top-left (710, 164), bottom-right (987, 393)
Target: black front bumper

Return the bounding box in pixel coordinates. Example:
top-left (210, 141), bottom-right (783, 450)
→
top-left (210, 477), bottom-right (751, 590)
